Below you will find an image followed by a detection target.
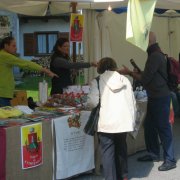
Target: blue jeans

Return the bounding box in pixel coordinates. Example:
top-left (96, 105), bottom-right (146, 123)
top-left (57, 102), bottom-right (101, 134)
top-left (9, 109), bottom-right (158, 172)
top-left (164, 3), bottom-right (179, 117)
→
top-left (0, 97), bottom-right (11, 107)
top-left (144, 95), bottom-right (175, 162)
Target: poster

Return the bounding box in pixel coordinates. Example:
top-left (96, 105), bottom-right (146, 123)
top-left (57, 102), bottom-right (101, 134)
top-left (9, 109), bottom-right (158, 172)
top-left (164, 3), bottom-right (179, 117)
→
top-left (21, 123), bottom-right (43, 169)
top-left (0, 16), bottom-right (10, 38)
top-left (70, 13), bottom-right (84, 42)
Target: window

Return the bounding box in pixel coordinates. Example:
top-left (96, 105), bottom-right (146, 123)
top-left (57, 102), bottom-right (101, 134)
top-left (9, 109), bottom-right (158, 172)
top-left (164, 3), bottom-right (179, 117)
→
top-left (24, 32), bottom-right (69, 56)
top-left (35, 32), bottom-right (58, 55)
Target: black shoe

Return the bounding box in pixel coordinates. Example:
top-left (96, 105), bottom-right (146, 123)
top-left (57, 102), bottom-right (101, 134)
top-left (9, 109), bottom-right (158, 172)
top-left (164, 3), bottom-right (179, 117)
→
top-left (158, 161), bottom-right (176, 171)
top-left (137, 155), bottom-right (160, 162)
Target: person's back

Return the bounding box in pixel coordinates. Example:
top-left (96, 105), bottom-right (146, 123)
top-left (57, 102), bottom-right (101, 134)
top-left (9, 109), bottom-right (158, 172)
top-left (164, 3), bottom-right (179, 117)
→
top-left (97, 71), bottom-right (136, 133)
top-left (87, 57), bottom-right (136, 180)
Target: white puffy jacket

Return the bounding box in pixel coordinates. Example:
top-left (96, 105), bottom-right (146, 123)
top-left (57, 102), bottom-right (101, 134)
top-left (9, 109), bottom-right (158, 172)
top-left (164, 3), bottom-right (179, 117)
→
top-left (87, 70), bottom-right (136, 133)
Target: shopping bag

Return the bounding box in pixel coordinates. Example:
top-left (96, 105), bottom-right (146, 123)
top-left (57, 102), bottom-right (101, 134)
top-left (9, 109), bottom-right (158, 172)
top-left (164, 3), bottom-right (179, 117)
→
top-left (84, 103), bottom-right (100, 136)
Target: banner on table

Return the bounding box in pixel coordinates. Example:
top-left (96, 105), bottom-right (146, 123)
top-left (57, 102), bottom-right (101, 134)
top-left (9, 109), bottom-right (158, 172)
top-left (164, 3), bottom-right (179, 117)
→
top-left (21, 123), bottom-right (43, 169)
top-left (126, 0), bottom-right (157, 51)
top-left (54, 111), bottom-right (94, 179)
top-left (70, 13), bottom-right (84, 42)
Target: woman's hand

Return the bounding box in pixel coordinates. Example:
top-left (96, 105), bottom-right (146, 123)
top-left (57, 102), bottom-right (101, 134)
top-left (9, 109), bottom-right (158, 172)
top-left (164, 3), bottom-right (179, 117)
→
top-left (41, 68), bottom-right (59, 78)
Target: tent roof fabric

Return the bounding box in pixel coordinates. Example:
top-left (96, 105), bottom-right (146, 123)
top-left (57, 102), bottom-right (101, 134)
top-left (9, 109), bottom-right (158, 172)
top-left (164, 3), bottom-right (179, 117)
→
top-left (97, 7), bottom-right (180, 14)
top-left (0, 0), bottom-right (179, 16)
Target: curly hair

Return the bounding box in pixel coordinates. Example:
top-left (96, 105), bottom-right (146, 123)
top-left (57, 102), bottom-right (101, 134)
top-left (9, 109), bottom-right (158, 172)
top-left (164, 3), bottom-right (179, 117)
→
top-left (97, 57), bottom-right (117, 74)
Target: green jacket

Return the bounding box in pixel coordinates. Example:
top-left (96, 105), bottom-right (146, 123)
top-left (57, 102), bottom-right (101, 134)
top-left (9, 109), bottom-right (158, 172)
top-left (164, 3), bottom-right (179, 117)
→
top-left (0, 50), bottom-right (42, 98)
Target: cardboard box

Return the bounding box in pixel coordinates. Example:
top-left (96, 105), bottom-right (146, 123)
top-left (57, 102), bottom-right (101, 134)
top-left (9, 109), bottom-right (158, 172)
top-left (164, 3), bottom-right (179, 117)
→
top-left (10, 90), bottom-right (28, 106)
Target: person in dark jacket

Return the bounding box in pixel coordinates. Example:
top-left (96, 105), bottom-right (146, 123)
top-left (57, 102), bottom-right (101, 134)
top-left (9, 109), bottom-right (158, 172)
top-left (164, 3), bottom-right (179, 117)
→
top-left (50, 38), bottom-right (97, 95)
top-left (119, 32), bottom-right (176, 171)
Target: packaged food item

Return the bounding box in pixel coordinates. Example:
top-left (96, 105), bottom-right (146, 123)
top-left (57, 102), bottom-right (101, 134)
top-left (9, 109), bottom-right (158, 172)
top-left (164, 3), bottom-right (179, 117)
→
top-left (0, 106), bottom-right (23, 118)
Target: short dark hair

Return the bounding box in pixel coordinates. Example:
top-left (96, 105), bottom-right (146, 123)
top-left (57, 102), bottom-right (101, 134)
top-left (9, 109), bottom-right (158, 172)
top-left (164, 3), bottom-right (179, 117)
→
top-left (0, 36), bottom-right (14, 50)
top-left (97, 57), bottom-right (117, 74)
top-left (53, 38), bottom-right (69, 53)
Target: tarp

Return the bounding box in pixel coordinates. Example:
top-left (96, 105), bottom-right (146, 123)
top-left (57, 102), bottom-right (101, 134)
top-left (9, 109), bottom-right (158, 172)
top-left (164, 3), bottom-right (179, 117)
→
top-left (126, 0), bottom-right (157, 51)
top-left (0, 0), bottom-right (179, 16)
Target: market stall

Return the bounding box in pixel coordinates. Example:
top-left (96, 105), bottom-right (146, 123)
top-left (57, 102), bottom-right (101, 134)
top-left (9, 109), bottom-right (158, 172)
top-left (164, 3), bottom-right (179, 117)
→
top-left (0, 97), bottom-right (147, 180)
top-left (0, 80), bottom-right (147, 180)
top-left (0, 110), bottom-right (94, 180)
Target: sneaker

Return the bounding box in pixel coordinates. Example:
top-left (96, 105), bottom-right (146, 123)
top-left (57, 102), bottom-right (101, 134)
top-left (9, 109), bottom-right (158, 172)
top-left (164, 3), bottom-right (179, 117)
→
top-left (137, 155), bottom-right (160, 162)
top-left (158, 161), bottom-right (176, 171)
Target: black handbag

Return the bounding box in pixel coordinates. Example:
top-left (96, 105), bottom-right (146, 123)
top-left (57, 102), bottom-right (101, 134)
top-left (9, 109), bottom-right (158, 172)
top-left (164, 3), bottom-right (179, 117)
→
top-left (84, 76), bottom-right (100, 136)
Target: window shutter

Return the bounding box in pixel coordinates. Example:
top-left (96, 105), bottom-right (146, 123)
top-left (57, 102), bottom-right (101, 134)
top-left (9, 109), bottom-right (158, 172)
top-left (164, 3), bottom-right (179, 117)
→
top-left (24, 33), bottom-right (34, 56)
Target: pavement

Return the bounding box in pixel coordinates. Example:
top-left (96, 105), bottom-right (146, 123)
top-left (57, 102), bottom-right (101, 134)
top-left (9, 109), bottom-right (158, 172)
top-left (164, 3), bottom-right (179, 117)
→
top-left (70, 118), bottom-right (180, 180)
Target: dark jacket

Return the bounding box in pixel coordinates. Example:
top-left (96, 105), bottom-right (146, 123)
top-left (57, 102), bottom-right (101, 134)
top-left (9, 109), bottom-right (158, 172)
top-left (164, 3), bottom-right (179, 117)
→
top-left (141, 43), bottom-right (170, 98)
top-left (50, 52), bottom-right (91, 95)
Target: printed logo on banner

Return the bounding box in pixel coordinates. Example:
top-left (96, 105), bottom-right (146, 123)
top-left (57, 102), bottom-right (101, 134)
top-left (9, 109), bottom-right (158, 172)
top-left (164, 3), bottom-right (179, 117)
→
top-left (68, 114), bottom-right (81, 128)
top-left (70, 13), bottom-right (84, 42)
top-left (21, 123), bottom-right (43, 169)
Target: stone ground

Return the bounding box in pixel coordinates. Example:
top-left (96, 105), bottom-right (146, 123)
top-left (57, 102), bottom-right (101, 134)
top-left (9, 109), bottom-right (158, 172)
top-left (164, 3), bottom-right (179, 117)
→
top-left (67, 118), bottom-right (180, 180)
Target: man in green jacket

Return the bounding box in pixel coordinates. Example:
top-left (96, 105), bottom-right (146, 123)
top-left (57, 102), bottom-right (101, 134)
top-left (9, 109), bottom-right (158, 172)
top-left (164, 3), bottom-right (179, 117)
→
top-left (0, 36), bottom-right (58, 107)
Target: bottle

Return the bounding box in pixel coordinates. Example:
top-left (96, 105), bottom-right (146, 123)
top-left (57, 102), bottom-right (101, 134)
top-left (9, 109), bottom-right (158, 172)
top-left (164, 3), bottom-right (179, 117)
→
top-left (38, 79), bottom-right (48, 104)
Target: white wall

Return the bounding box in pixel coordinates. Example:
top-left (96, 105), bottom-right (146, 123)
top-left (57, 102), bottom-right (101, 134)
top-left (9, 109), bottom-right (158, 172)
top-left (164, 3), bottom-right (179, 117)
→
top-left (151, 15), bottom-right (180, 60)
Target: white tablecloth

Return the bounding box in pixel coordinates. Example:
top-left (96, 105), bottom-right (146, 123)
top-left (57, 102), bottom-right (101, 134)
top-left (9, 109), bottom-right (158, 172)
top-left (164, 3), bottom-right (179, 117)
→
top-left (53, 111), bottom-right (94, 179)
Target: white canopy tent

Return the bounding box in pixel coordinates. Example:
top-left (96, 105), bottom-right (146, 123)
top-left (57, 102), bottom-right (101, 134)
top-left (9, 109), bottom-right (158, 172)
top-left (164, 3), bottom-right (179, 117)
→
top-left (0, 0), bottom-right (179, 82)
top-left (83, 9), bottom-right (180, 81)
top-left (0, 0), bottom-right (179, 16)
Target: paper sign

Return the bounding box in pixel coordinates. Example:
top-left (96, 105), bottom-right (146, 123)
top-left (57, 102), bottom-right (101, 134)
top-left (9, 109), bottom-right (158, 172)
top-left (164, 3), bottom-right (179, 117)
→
top-left (21, 123), bottom-right (43, 169)
top-left (70, 13), bottom-right (84, 42)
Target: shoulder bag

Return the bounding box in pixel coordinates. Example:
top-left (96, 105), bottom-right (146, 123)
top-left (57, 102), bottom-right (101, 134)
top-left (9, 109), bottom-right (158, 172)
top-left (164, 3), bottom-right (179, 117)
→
top-left (84, 76), bottom-right (100, 136)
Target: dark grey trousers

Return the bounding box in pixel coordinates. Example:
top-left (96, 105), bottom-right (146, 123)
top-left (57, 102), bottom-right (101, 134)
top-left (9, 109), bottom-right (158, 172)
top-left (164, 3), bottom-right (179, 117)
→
top-left (98, 132), bottom-right (128, 180)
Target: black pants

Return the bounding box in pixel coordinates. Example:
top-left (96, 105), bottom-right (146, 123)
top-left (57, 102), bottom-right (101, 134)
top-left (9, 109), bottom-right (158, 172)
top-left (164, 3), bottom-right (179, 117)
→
top-left (0, 97), bottom-right (11, 107)
top-left (98, 132), bottom-right (128, 180)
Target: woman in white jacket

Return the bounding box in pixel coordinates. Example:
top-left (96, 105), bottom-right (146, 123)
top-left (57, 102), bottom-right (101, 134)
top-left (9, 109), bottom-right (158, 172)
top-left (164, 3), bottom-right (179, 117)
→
top-left (87, 57), bottom-right (136, 180)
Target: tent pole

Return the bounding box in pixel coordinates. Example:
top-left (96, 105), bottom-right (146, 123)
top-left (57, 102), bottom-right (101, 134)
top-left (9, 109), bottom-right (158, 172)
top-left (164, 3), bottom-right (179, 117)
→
top-left (71, 2), bottom-right (77, 62)
top-left (168, 17), bottom-right (172, 56)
